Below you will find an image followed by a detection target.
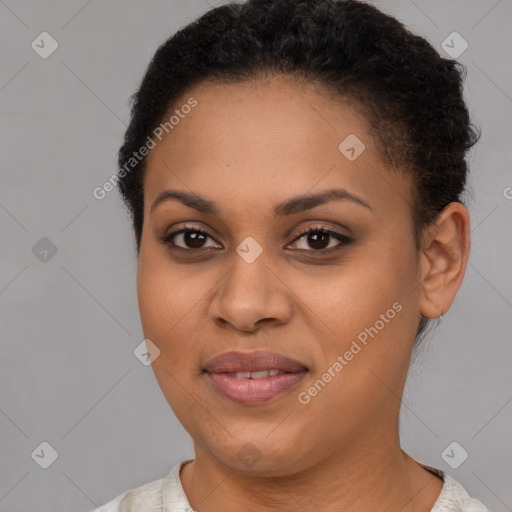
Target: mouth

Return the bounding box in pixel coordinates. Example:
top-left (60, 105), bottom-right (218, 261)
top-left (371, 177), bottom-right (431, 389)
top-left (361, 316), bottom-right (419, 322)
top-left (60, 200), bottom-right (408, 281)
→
top-left (203, 350), bottom-right (308, 404)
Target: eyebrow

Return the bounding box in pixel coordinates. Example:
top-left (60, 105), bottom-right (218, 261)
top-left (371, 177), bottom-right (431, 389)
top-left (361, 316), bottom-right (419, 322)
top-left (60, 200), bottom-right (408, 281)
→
top-left (150, 188), bottom-right (373, 216)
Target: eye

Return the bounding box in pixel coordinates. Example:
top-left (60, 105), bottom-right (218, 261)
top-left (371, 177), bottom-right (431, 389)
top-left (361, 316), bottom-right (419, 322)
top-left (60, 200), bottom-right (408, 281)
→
top-left (287, 226), bottom-right (353, 252)
top-left (160, 225), bottom-right (222, 250)
top-left (159, 223), bottom-right (353, 255)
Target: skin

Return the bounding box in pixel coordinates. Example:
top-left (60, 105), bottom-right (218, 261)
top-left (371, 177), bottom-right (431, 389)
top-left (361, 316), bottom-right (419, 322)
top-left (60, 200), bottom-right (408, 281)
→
top-left (137, 74), bottom-right (471, 512)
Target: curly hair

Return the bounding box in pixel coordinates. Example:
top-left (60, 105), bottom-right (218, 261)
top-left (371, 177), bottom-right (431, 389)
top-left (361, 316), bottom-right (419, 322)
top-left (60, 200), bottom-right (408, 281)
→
top-left (116, 0), bottom-right (480, 342)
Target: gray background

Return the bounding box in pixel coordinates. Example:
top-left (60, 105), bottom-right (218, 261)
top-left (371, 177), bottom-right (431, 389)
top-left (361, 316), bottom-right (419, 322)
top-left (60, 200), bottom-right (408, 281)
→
top-left (0, 0), bottom-right (511, 511)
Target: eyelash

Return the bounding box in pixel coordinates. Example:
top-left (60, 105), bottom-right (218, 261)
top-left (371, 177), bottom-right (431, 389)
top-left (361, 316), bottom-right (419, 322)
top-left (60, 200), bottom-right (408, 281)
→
top-left (159, 223), bottom-right (353, 255)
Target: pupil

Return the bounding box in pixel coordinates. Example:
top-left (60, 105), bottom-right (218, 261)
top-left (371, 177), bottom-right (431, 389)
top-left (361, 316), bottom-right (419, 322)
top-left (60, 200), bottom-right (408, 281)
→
top-left (185, 231), bottom-right (206, 248)
top-left (309, 232), bottom-right (329, 250)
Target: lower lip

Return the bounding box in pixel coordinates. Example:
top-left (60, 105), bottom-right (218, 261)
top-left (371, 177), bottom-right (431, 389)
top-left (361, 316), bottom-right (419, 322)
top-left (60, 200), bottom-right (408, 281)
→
top-left (207, 371), bottom-right (308, 404)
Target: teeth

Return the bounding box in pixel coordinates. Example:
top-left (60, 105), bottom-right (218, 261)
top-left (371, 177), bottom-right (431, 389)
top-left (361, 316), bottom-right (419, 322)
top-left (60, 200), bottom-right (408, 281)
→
top-left (250, 370), bottom-right (270, 379)
top-left (233, 369), bottom-right (281, 379)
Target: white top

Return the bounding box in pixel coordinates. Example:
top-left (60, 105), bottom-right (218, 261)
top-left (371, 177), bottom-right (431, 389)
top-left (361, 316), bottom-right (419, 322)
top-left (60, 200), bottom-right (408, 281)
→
top-left (93, 459), bottom-right (489, 512)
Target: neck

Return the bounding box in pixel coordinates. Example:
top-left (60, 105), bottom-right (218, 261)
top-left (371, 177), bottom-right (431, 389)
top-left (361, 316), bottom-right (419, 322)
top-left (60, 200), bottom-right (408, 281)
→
top-left (180, 428), bottom-right (443, 512)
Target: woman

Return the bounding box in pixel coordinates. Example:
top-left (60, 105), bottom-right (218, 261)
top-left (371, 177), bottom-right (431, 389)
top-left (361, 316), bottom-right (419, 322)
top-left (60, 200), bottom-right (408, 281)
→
top-left (95, 0), bottom-right (488, 510)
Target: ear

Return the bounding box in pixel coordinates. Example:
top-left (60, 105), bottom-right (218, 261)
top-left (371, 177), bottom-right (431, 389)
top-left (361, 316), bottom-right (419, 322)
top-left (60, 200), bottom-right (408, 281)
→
top-left (418, 202), bottom-right (471, 319)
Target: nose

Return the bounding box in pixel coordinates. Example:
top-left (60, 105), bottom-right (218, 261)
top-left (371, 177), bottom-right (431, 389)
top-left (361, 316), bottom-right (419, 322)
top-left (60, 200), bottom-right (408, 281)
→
top-left (208, 249), bottom-right (294, 333)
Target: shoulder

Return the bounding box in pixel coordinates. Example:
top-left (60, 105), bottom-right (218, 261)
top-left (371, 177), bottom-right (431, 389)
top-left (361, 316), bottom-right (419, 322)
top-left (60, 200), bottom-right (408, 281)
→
top-left (434, 473), bottom-right (490, 512)
top-left (91, 459), bottom-right (194, 512)
top-left (92, 475), bottom-right (166, 512)
top-left (417, 461), bottom-right (489, 512)
top-left (416, 460), bottom-right (489, 512)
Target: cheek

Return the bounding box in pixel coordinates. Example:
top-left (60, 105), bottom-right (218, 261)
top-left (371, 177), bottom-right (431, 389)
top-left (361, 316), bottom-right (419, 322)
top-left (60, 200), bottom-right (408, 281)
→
top-left (136, 253), bottom-right (202, 416)
top-left (137, 249), bottom-right (192, 354)
top-left (136, 255), bottom-right (232, 444)
top-left (136, 245), bottom-right (221, 381)
top-left (313, 243), bottom-right (416, 338)
top-left (306, 232), bottom-right (419, 392)
top-left (137, 240), bottom-right (195, 325)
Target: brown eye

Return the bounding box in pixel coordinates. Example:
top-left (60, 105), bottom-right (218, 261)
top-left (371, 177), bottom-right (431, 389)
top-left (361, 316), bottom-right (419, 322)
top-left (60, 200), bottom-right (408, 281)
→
top-left (161, 228), bottom-right (221, 250)
top-left (306, 231), bottom-right (331, 250)
top-left (288, 227), bottom-right (353, 252)
top-left (182, 230), bottom-right (208, 248)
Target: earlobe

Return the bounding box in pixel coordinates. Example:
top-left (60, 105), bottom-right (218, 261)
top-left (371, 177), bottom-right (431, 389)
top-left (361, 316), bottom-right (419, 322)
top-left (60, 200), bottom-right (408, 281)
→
top-left (418, 202), bottom-right (471, 319)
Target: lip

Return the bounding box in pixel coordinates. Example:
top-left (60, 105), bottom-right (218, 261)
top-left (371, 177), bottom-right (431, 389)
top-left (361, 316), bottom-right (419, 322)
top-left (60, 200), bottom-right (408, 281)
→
top-left (204, 350), bottom-right (308, 404)
top-left (204, 350), bottom-right (308, 373)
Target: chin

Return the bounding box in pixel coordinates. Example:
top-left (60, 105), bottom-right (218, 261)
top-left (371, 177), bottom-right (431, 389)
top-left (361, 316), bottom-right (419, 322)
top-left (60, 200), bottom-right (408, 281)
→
top-left (205, 435), bottom-right (314, 477)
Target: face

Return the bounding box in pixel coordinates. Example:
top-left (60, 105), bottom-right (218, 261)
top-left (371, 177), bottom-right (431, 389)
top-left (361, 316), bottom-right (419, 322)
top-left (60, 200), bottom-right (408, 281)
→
top-left (137, 75), bottom-right (425, 475)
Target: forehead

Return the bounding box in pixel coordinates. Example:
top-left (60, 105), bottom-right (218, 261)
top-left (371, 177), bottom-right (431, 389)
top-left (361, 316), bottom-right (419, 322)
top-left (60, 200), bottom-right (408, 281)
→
top-left (143, 75), bottom-right (412, 218)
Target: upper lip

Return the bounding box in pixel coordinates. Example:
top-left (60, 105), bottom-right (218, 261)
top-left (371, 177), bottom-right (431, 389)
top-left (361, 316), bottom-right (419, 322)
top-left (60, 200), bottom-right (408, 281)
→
top-left (204, 350), bottom-right (308, 373)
